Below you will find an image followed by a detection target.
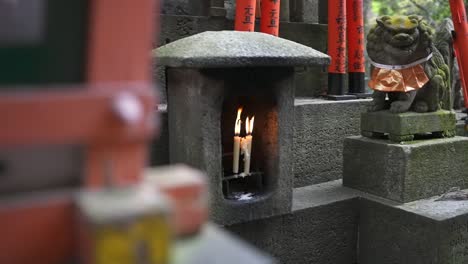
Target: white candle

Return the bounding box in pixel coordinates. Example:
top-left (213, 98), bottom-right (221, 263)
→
top-left (233, 108), bottom-right (242, 174)
top-left (233, 134), bottom-right (241, 174)
top-left (243, 116), bottom-right (254, 174)
top-left (243, 135), bottom-right (252, 174)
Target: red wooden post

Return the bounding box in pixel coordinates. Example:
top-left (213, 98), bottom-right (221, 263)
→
top-left (327, 0), bottom-right (351, 99)
top-left (346, 0), bottom-right (366, 95)
top-left (449, 0), bottom-right (468, 111)
top-left (260, 0), bottom-right (281, 36)
top-left (235, 0), bottom-right (257, 32)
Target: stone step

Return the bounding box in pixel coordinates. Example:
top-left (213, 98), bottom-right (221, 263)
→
top-left (226, 180), bottom-right (360, 264)
top-left (150, 98), bottom-right (372, 188)
top-left (224, 179), bottom-right (468, 264)
top-left (359, 191), bottom-right (468, 264)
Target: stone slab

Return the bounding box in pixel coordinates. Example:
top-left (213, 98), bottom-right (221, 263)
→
top-left (155, 31), bottom-right (330, 68)
top-left (361, 110), bottom-right (457, 142)
top-left (359, 194), bottom-right (468, 264)
top-left (226, 180), bottom-right (360, 264)
top-left (294, 98), bottom-right (372, 187)
top-left (343, 136), bottom-right (468, 203)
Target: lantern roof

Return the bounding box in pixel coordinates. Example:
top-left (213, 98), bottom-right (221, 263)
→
top-left (154, 31), bottom-right (330, 68)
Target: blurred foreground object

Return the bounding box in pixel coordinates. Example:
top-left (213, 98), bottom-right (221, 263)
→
top-left (0, 0), bottom-right (158, 262)
top-left (145, 165), bottom-right (209, 237)
top-left (172, 224), bottom-right (275, 264)
top-left (77, 186), bottom-right (171, 264)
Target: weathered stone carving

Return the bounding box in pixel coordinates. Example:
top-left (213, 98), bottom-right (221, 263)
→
top-left (367, 15), bottom-right (452, 113)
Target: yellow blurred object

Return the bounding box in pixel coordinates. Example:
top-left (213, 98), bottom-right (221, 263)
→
top-left (369, 64), bottom-right (429, 92)
top-left (77, 186), bottom-right (172, 264)
top-left (95, 227), bottom-right (133, 264)
top-left (131, 216), bottom-right (171, 263)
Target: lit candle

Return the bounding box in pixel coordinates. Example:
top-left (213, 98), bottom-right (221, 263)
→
top-left (243, 116), bottom-right (255, 174)
top-left (233, 108), bottom-right (243, 174)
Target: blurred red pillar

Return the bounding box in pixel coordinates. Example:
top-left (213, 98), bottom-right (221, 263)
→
top-left (346, 0), bottom-right (365, 95)
top-left (449, 0), bottom-right (468, 109)
top-left (327, 0), bottom-right (347, 97)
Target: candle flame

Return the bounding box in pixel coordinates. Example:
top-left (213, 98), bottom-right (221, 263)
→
top-left (245, 116), bottom-right (255, 134)
top-left (234, 108), bottom-right (243, 135)
top-left (249, 116), bottom-right (255, 134)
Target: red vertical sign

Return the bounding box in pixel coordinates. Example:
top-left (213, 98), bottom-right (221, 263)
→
top-left (449, 0), bottom-right (468, 109)
top-left (260, 0), bottom-right (280, 36)
top-left (347, 0), bottom-right (364, 73)
top-left (235, 0), bottom-right (257, 32)
top-left (328, 0), bottom-right (346, 74)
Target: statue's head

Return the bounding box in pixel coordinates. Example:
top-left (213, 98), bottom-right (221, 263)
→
top-left (367, 15), bottom-right (434, 65)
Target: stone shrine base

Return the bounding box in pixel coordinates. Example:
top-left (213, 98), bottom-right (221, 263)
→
top-left (343, 136), bottom-right (468, 203)
top-left (361, 110), bottom-right (456, 142)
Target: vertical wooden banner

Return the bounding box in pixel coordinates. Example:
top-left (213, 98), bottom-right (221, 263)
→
top-left (327, 0), bottom-right (348, 98)
top-left (235, 0), bottom-right (257, 32)
top-left (347, 0), bottom-right (366, 95)
top-left (260, 0), bottom-right (280, 36)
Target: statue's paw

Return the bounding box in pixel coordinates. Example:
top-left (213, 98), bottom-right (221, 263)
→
top-left (414, 101), bottom-right (429, 113)
top-left (390, 101), bottom-right (410, 113)
top-left (368, 103), bottom-right (385, 112)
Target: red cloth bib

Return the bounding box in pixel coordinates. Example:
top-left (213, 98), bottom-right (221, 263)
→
top-left (368, 64), bottom-right (429, 92)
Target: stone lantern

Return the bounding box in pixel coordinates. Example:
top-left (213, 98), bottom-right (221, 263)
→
top-left (156, 31), bottom-right (329, 225)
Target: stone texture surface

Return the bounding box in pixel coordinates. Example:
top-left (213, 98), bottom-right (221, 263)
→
top-left (167, 67), bottom-right (295, 226)
top-left (225, 0), bottom-right (235, 20)
top-left (155, 31), bottom-right (330, 68)
top-left (343, 136), bottom-right (468, 203)
top-left (226, 180), bottom-right (360, 264)
top-left (161, 0), bottom-right (211, 16)
top-left (457, 121), bottom-right (467, 137)
top-left (149, 106), bottom-right (169, 166)
top-left (318, 0), bottom-right (328, 24)
top-left (294, 98), bottom-right (372, 187)
top-left (359, 196), bottom-right (468, 264)
top-left (361, 110), bottom-right (457, 141)
top-left (303, 0), bottom-right (319, 23)
top-left (456, 111), bottom-right (467, 137)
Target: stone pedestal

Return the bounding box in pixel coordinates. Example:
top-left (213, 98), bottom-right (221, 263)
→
top-left (343, 136), bottom-right (468, 203)
top-left (361, 110), bottom-right (457, 142)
